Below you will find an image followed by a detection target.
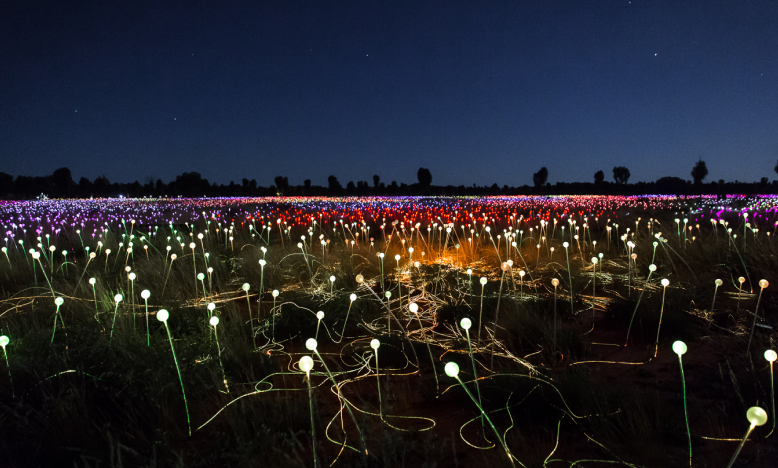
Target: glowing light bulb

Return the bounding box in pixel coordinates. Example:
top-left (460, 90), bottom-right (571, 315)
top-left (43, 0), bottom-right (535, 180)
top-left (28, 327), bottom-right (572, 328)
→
top-left (661, 279), bottom-right (670, 287)
top-left (409, 303), bottom-right (418, 313)
top-left (746, 407), bottom-right (768, 426)
top-left (209, 316), bottom-right (219, 326)
top-left (157, 309), bottom-right (169, 322)
top-left (299, 356), bottom-right (314, 373)
top-left (54, 297), bottom-right (64, 306)
top-left (672, 341), bottom-right (687, 355)
top-left (305, 338), bottom-right (317, 350)
top-left (444, 362), bottom-right (460, 377)
top-left (114, 294), bottom-right (123, 303)
top-left (272, 290), bottom-right (279, 297)
top-left (480, 277), bottom-right (487, 286)
top-left (460, 317), bottom-right (471, 330)
top-left (370, 339), bottom-right (380, 350)
top-left (141, 290), bottom-right (150, 299)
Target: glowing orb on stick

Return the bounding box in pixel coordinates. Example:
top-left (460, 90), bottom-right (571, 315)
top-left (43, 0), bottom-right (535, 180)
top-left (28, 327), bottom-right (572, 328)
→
top-left (444, 362), bottom-right (460, 377)
top-left (299, 356), bottom-right (314, 373)
top-left (54, 297), bottom-right (64, 306)
top-left (141, 290), bottom-right (150, 299)
top-left (242, 283), bottom-right (250, 291)
top-left (349, 293), bottom-right (357, 302)
top-left (197, 273), bottom-right (204, 280)
top-left (370, 339), bottom-right (380, 350)
top-left (661, 279), bottom-right (670, 287)
top-left (746, 407), bottom-right (768, 426)
top-left (460, 318), bottom-right (471, 330)
top-left (759, 279), bottom-right (769, 289)
top-left (673, 341), bottom-right (687, 355)
top-left (114, 294), bottom-right (123, 303)
top-left (355, 274), bottom-right (364, 283)
top-left (272, 290), bottom-right (279, 297)
top-left (157, 309), bottom-right (169, 322)
top-left (305, 338), bottom-right (318, 350)
top-left (207, 303), bottom-right (215, 312)
top-left (551, 278), bottom-right (559, 287)
top-left (765, 350), bottom-right (777, 362)
top-left (316, 311), bottom-right (324, 320)
top-left (409, 303), bottom-right (418, 313)
top-left (480, 277), bottom-right (487, 286)
top-left (715, 279), bottom-right (723, 286)
top-left (0, 335), bottom-right (8, 347)
top-left (209, 316), bottom-right (219, 326)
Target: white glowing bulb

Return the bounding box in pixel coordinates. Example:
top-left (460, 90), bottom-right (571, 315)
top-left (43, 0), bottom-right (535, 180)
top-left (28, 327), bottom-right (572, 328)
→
top-left (114, 294), bottom-right (123, 303)
top-left (141, 290), bottom-right (150, 299)
top-left (370, 339), bottom-right (380, 350)
top-left (272, 290), bottom-right (279, 297)
top-left (349, 293), bottom-right (357, 302)
top-left (672, 341), bottom-right (687, 355)
top-left (661, 279), bottom-right (669, 287)
top-left (210, 316), bottom-right (219, 326)
top-left (316, 311), bottom-right (324, 320)
top-left (460, 317), bottom-right (471, 330)
top-left (444, 362), bottom-right (460, 377)
top-left (54, 297), bottom-right (64, 306)
top-left (746, 407), bottom-right (768, 426)
top-left (305, 338), bottom-right (317, 350)
top-left (299, 356), bottom-right (314, 373)
top-left (480, 277), bottom-right (487, 285)
top-left (409, 303), bottom-right (418, 313)
top-left (157, 309), bottom-right (169, 322)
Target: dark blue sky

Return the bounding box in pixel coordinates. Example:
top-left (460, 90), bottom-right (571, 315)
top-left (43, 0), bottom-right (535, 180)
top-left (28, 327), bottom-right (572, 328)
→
top-left (1, 1), bottom-right (776, 187)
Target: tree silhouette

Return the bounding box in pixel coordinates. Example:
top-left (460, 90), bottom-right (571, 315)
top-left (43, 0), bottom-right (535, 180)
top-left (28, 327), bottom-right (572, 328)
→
top-left (373, 174), bottom-right (380, 188)
top-left (691, 160), bottom-right (708, 184)
top-left (327, 175), bottom-right (342, 194)
top-left (594, 170), bottom-right (604, 184)
top-left (274, 176), bottom-right (289, 195)
top-left (417, 168), bottom-right (432, 187)
top-left (533, 167), bottom-right (548, 188)
top-left (613, 166), bottom-right (630, 184)
top-left (51, 167), bottom-right (73, 196)
top-left (774, 159), bottom-right (778, 176)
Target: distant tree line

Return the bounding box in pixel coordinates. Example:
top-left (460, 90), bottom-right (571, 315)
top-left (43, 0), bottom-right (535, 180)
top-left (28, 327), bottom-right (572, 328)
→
top-left (1, 160), bottom-right (777, 199)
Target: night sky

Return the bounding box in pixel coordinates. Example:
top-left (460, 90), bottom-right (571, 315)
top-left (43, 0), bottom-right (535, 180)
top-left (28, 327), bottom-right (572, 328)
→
top-left (1, 1), bottom-right (777, 187)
